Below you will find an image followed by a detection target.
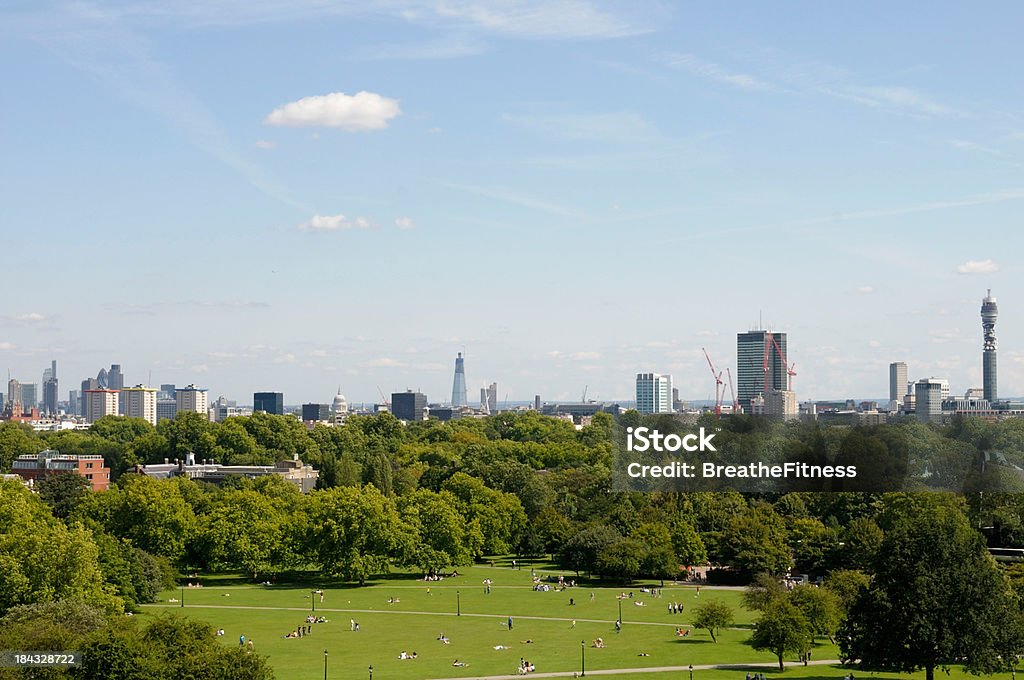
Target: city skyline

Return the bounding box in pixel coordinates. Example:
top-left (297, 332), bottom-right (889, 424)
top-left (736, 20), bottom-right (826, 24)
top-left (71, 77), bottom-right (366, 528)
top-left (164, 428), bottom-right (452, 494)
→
top-left (2, 2), bottom-right (1023, 403)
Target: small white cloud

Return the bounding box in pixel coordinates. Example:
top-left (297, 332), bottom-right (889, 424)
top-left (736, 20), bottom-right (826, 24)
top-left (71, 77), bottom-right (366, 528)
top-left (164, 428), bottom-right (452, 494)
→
top-left (868, 340), bottom-right (882, 348)
top-left (208, 351), bottom-right (236, 359)
top-left (571, 351), bottom-right (602, 361)
top-left (957, 259), bottom-right (999, 275)
top-left (298, 214), bottom-right (372, 231)
top-left (191, 364), bottom-right (210, 373)
top-left (265, 91), bottom-right (401, 131)
top-left (857, 286), bottom-right (875, 294)
top-left (0, 342), bottom-right (14, 350)
top-left (395, 216), bottom-right (416, 230)
top-left (254, 139), bottom-right (276, 149)
top-left (16, 312), bottom-right (46, 322)
top-left (665, 53), bottom-right (772, 91)
top-left (273, 353), bottom-right (297, 365)
top-left (367, 357), bottom-right (403, 368)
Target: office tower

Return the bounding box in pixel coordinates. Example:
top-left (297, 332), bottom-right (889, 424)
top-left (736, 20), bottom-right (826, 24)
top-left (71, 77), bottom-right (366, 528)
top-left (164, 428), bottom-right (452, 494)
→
top-left (392, 390), bottom-right (427, 421)
top-left (68, 389), bottom-right (79, 415)
top-left (451, 352), bottom-right (468, 407)
top-left (635, 373), bottom-right (673, 414)
top-left (43, 360), bottom-right (58, 416)
top-left (97, 368), bottom-right (108, 389)
top-left (107, 364), bottom-right (124, 391)
top-left (302, 403), bottom-right (330, 422)
top-left (889, 362), bottom-right (908, 404)
top-left (737, 330), bottom-right (788, 409)
top-left (20, 383), bottom-right (38, 411)
top-left (80, 378), bottom-right (99, 416)
top-left (915, 379), bottom-right (944, 423)
top-left (175, 385), bottom-right (209, 415)
top-left (982, 290), bottom-right (998, 403)
top-left (84, 389), bottom-right (119, 423)
top-left (159, 384), bottom-right (176, 400)
top-left (156, 399), bottom-right (177, 422)
top-left (766, 389), bottom-right (798, 421)
top-left (534, 395), bottom-right (541, 411)
top-left (122, 385), bottom-right (157, 425)
top-left (254, 392), bottom-right (285, 415)
top-left (7, 379), bottom-right (22, 412)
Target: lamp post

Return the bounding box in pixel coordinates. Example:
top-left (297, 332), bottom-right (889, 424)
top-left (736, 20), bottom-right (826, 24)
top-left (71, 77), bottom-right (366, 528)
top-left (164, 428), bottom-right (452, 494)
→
top-left (323, 650), bottom-right (328, 680)
top-left (580, 639), bottom-right (586, 677)
top-left (618, 599), bottom-right (622, 625)
top-left (457, 590), bottom-right (461, 617)
top-left (312, 590), bottom-right (316, 613)
top-left (180, 583), bottom-right (184, 608)
top-left (689, 664), bottom-right (694, 680)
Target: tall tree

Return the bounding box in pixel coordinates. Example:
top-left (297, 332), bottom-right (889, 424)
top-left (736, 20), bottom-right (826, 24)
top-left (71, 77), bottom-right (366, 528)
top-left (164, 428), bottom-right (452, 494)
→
top-left (692, 599), bottom-right (734, 642)
top-left (841, 505), bottom-right (1022, 680)
top-left (750, 598), bottom-right (812, 671)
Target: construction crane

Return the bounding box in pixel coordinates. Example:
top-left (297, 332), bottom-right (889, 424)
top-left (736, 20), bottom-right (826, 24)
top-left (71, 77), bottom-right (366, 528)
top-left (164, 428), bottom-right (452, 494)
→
top-left (702, 348), bottom-right (725, 417)
top-left (581, 385), bottom-right (588, 402)
top-left (764, 334), bottom-right (797, 391)
top-left (376, 386), bottom-right (391, 408)
top-left (725, 367), bottom-right (740, 414)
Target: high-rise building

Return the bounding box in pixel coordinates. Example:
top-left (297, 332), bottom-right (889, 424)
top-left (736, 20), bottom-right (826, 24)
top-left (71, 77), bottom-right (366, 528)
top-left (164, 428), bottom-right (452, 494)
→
top-left (43, 360), bottom-right (58, 416)
top-left (156, 399), bottom-right (177, 422)
top-left (84, 389), bottom-right (119, 423)
top-left (915, 379), bottom-right (945, 423)
top-left (254, 392), bottom-right (285, 415)
top-left (68, 390), bottom-right (79, 416)
top-left (159, 384), bottom-right (176, 400)
top-left (175, 385), bottom-right (209, 416)
top-left (107, 364), bottom-right (124, 391)
top-left (534, 395), bottom-right (541, 411)
top-left (635, 373), bottom-right (673, 414)
top-left (982, 290), bottom-right (998, 403)
top-left (392, 390), bottom-right (427, 421)
top-left (7, 379), bottom-right (21, 413)
top-left (737, 330), bottom-right (788, 409)
top-left (80, 378), bottom-right (99, 416)
top-left (451, 352), bottom-right (468, 407)
top-left (122, 385), bottom-right (157, 425)
top-left (96, 368), bottom-right (108, 389)
top-left (889, 362), bottom-right (908, 405)
top-left (302, 403), bottom-right (330, 422)
top-left (20, 383), bottom-right (38, 412)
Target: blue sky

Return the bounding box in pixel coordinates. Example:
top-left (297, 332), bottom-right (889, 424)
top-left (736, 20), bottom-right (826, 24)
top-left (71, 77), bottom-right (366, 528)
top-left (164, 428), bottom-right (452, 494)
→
top-left (2, 1), bottom-right (1023, 405)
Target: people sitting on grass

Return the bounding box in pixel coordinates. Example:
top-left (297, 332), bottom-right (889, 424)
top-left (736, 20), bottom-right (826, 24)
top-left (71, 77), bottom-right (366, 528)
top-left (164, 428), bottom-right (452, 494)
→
top-left (387, 597), bottom-right (401, 604)
top-left (517, 659), bottom-right (535, 674)
top-left (634, 600), bottom-right (646, 606)
top-left (438, 633), bottom-right (450, 644)
top-left (674, 628), bottom-right (690, 637)
top-left (397, 651), bottom-right (418, 660)
top-left (592, 638), bottom-right (606, 648)
top-left (216, 629), bottom-right (225, 637)
top-left (493, 645), bottom-right (509, 650)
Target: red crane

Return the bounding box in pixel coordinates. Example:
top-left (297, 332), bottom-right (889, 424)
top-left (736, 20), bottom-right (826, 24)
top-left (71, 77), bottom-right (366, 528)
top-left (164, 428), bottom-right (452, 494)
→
top-left (725, 367), bottom-right (739, 413)
top-left (764, 333), bottom-right (797, 391)
top-left (702, 347), bottom-right (725, 417)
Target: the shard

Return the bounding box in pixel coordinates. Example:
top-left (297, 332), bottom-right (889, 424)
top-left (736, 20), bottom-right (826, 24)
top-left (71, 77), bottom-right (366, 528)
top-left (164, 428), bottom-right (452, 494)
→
top-left (451, 352), bottom-right (468, 407)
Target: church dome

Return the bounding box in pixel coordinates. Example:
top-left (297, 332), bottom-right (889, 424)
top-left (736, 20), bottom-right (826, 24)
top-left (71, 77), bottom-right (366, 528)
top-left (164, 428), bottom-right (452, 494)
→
top-left (332, 387), bottom-right (348, 413)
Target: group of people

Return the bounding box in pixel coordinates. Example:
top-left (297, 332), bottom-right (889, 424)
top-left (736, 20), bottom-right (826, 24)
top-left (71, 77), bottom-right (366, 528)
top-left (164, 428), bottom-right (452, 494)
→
top-left (668, 601), bottom-right (686, 614)
top-left (437, 633), bottom-right (450, 644)
top-left (517, 658), bottom-right (536, 674)
top-left (397, 651), bottom-right (418, 660)
top-left (674, 627), bottom-right (691, 637)
top-left (592, 638), bottom-right (606, 648)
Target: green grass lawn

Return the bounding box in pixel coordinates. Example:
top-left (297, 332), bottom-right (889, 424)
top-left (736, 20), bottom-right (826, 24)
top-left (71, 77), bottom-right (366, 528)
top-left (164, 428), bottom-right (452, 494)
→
top-left (138, 562), bottom-right (983, 680)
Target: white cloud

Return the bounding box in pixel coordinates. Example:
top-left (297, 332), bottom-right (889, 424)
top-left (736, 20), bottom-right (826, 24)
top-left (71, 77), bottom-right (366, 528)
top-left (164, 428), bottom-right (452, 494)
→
top-left (254, 139), bottom-right (276, 149)
top-left (265, 91), bottom-right (401, 131)
top-left (0, 342), bottom-right (14, 350)
top-left (367, 357), bottom-right (403, 368)
top-left (857, 286), bottom-right (875, 294)
top-left (957, 259), bottom-right (1000, 275)
top-left (664, 53), bottom-right (773, 91)
top-left (15, 312), bottom-right (46, 322)
top-left (571, 351), bottom-right (602, 360)
top-left (833, 85), bottom-right (955, 116)
top-left (395, 216), bottom-right (416, 230)
top-left (191, 363), bottom-right (210, 373)
top-left (298, 214), bottom-right (372, 231)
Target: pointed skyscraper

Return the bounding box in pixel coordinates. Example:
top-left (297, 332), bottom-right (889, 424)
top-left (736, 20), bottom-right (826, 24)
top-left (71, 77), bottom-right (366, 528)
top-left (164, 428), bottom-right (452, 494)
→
top-left (451, 352), bottom-right (468, 407)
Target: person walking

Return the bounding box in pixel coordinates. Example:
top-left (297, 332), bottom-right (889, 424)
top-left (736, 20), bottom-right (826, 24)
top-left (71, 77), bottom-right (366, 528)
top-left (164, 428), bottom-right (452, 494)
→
top-left (507, 616), bottom-right (514, 631)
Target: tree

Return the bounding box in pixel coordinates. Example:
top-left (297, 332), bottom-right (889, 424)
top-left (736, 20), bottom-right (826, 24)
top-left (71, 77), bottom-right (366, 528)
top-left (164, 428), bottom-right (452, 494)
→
top-left (823, 569), bottom-right (869, 614)
top-left (560, 525), bottom-right (621, 576)
top-left (742, 573), bottom-right (786, 612)
top-left (841, 505), bottom-right (1022, 680)
top-left (750, 598), bottom-right (812, 671)
top-left (788, 584), bottom-right (842, 642)
top-left (597, 539), bottom-right (642, 581)
top-left (692, 599), bottom-right (734, 642)
top-left (717, 505), bottom-right (791, 577)
top-left (36, 471), bottom-right (92, 519)
top-left (842, 517), bottom-right (884, 570)
top-left (670, 519), bottom-right (708, 568)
